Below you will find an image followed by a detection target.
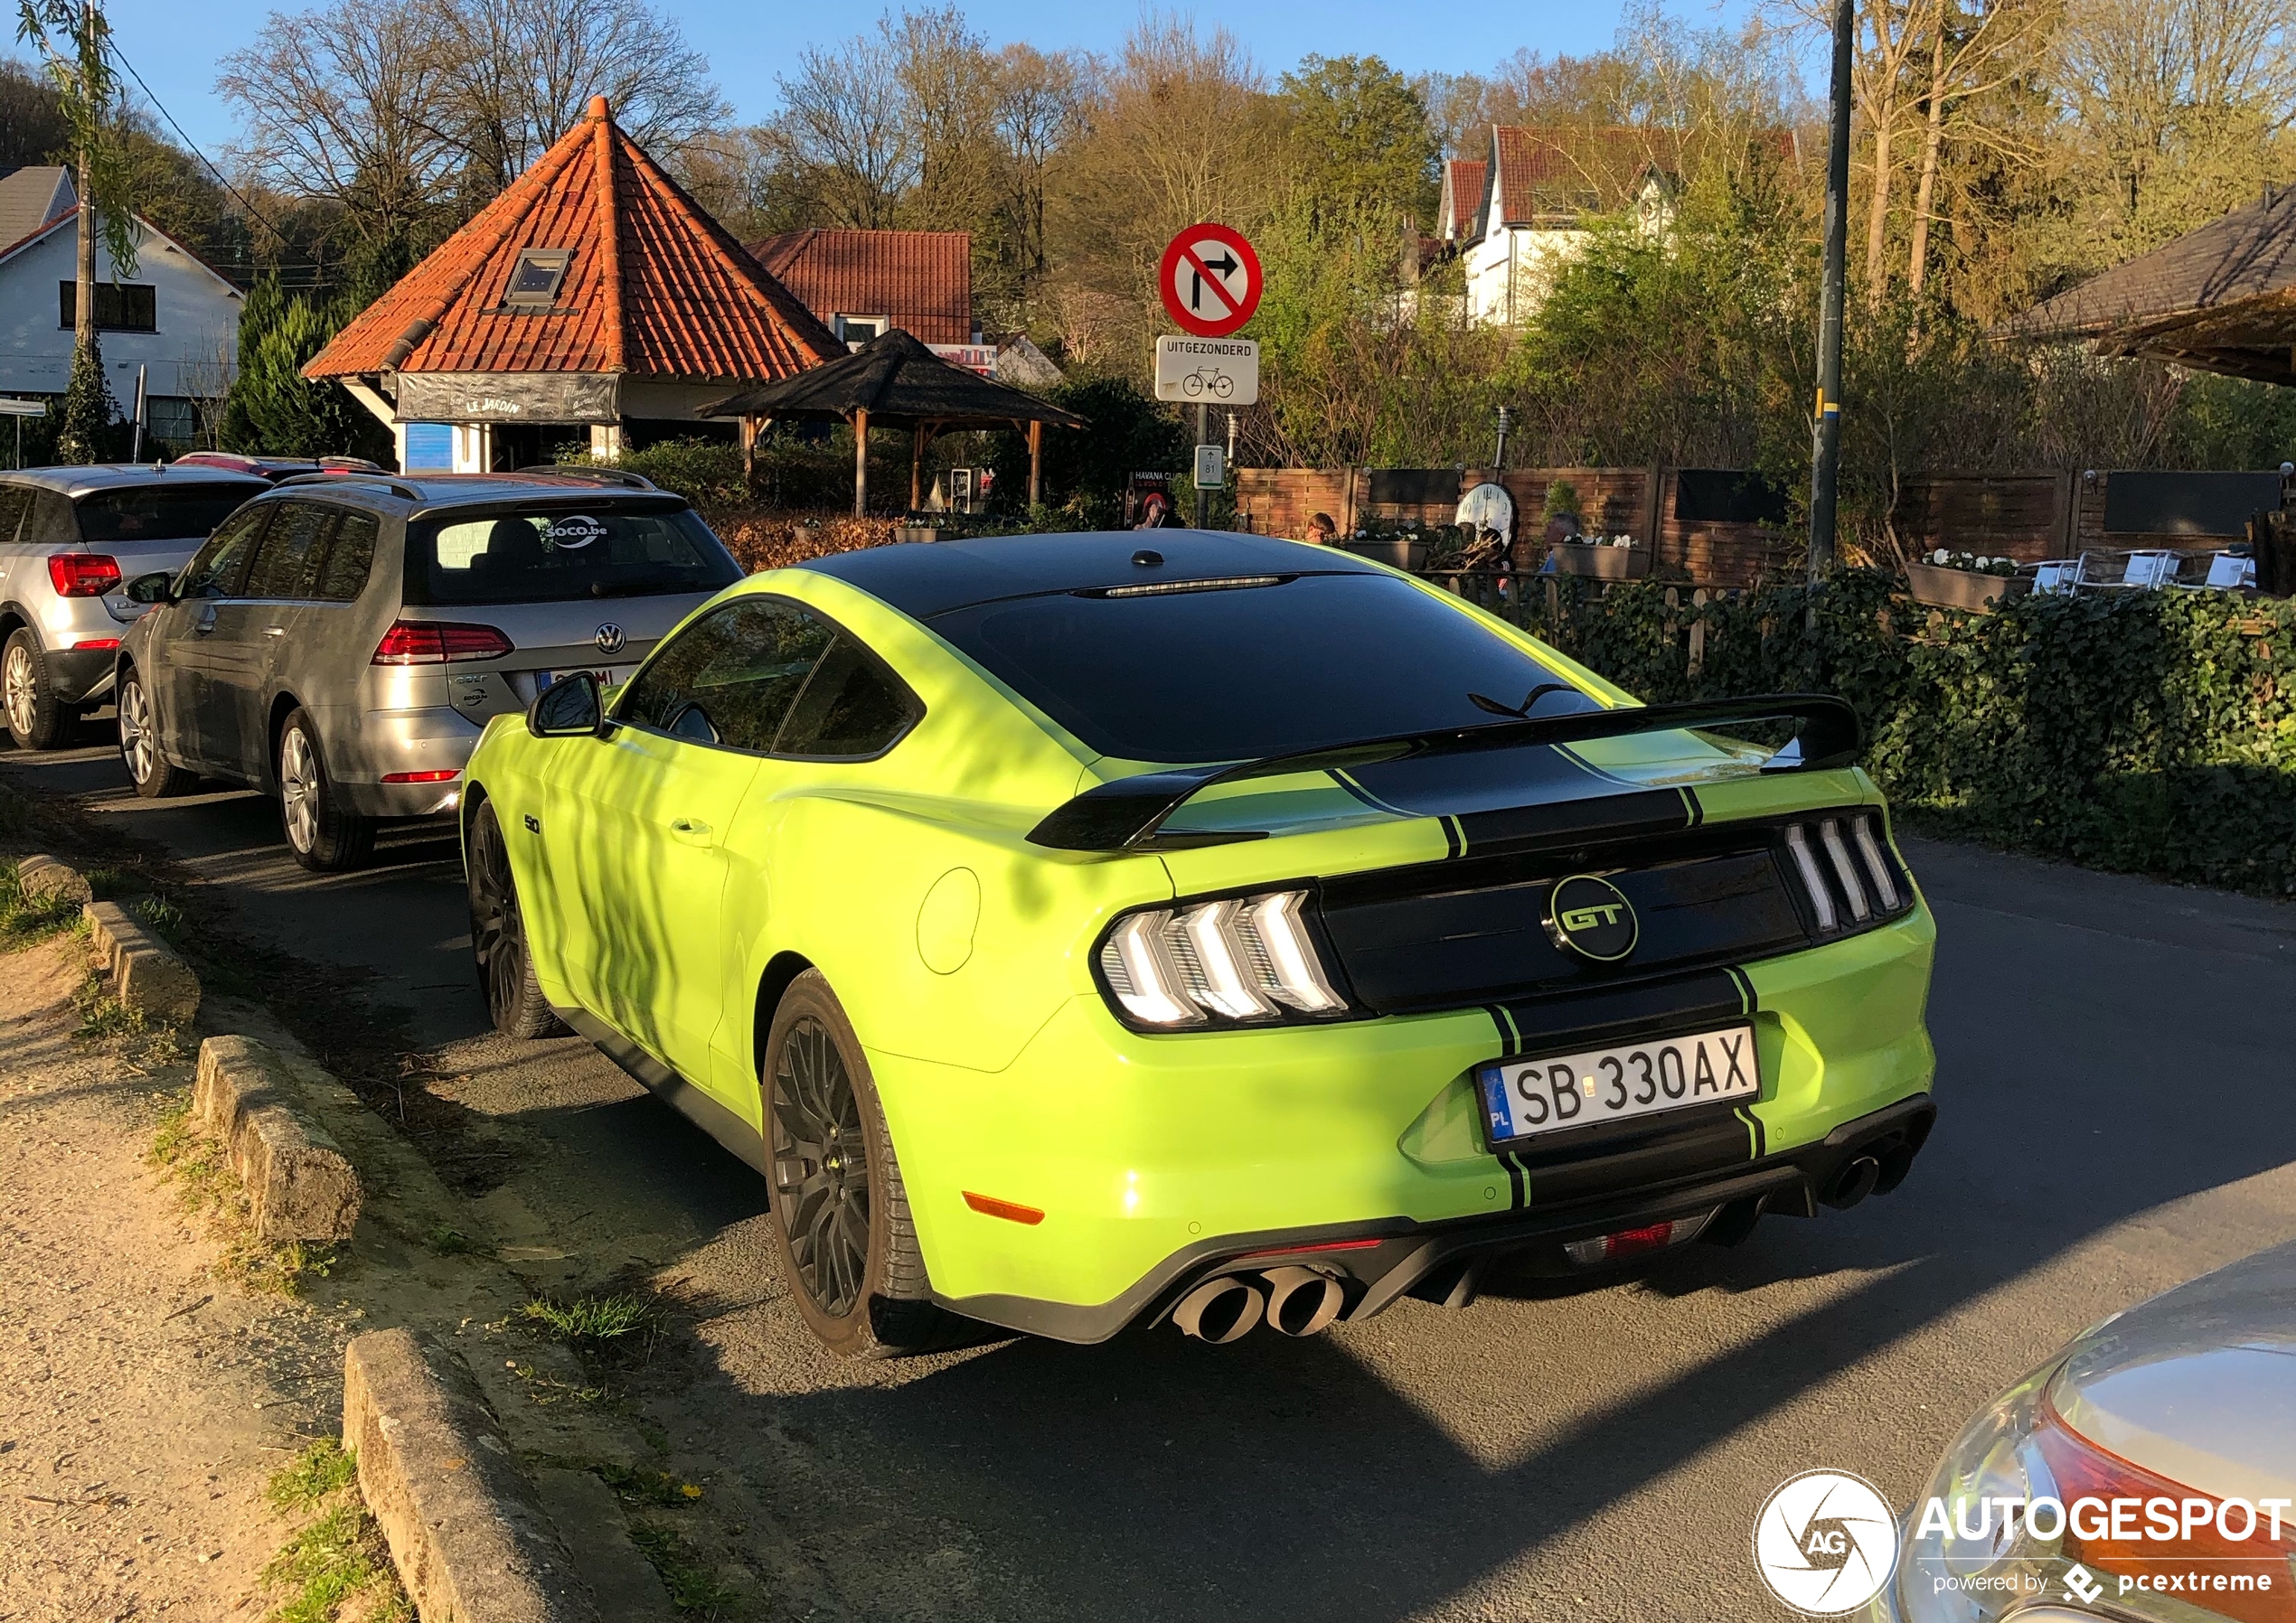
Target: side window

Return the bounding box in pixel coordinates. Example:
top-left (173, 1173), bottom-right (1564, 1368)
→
top-left (0, 483), bottom-right (32, 546)
top-left (774, 636), bottom-right (919, 757)
top-left (175, 505), bottom-right (271, 599)
top-left (29, 489), bottom-right (75, 546)
top-left (616, 598), bottom-right (833, 752)
top-left (313, 511), bottom-right (378, 602)
top-left (240, 502), bottom-right (335, 600)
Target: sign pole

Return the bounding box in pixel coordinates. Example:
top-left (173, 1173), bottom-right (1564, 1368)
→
top-left (1193, 404), bottom-right (1209, 529)
top-left (1808, 0), bottom-right (1852, 594)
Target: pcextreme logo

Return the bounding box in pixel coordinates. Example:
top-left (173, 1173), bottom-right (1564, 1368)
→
top-left (1753, 1469), bottom-right (1899, 1615)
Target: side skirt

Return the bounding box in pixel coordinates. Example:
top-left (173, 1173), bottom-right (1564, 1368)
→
top-left (557, 1006), bottom-right (770, 1178)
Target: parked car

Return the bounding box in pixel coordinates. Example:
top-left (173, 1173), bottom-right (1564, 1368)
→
top-left (459, 530), bottom-right (1938, 1358)
top-left (114, 469), bottom-right (742, 871)
top-left (0, 464), bottom-right (270, 750)
top-left (172, 451), bottom-right (385, 483)
top-left (1865, 1238), bottom-right (2295, 1622)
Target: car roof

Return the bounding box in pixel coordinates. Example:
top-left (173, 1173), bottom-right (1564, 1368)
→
top-left (795, 530), bottom-right (1384, 618)
top-left (262, 471), bottom-right (679, 512)
top-left (0, 464), bottom-right (272, 497)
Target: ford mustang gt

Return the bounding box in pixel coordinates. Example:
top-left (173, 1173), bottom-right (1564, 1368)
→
top-left (460, 531), bottom-right (1937, 1356)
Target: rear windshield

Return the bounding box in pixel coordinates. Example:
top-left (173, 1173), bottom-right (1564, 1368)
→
top-left (405, 503), bottom-right (740, 605)
top-left (74, 482), bottom-right (266, 544)
top-left (928, 572), bottom-right (1597, 763)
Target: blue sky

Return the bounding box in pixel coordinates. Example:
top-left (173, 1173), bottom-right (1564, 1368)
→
top-left (100, 0), bottom-right (1760, 168)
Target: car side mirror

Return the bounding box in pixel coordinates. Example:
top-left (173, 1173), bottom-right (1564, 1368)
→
top-left (528, 671), bottom-right (605, 737)
top-left (126, 570), bottom-right (174, 605)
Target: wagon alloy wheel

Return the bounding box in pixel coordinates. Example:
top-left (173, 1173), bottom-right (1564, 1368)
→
top-left (279, 726), bottom-right (320, 854)
top-left (465, 802), bottom-right (566, 1040)
top-left (772, 1017), bottom-right (874, 1318)
top-left (116, 671), bottom-right (191, 798)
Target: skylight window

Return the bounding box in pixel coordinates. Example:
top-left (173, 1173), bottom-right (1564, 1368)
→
top-left (504, 249), bottom-right (572, 309)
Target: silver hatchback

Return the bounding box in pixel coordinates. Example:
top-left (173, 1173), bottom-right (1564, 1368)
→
top-left (114, 469), bottom-right (743, 870)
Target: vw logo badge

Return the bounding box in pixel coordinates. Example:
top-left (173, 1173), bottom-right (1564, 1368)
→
top-left (1546, 874), bottom-right (1638, 962)
top-left (593, 624), bottom-right (626, 655)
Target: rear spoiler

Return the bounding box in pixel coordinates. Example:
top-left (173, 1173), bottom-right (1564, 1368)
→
top-left (1026, 693), bottom-right (1862, 852)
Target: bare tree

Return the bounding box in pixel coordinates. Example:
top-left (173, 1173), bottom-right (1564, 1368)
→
top-left (770, 27), bottom-right (918, 230)
top-left (438, 0), bottom-right (726, 193)
top-left (218, 0), bottom-right (460, 244)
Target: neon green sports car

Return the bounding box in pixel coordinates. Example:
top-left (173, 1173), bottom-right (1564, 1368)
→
top-left (461, 531), bottom-right (1936, 1356)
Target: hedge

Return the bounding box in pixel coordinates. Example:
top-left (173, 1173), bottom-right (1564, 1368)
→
top-left (1502, 569), bottom-right (2296, 894)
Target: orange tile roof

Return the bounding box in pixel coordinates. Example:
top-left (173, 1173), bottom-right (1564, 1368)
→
top-left (306, 99), bottom-right (842, 383)
top-left (1481, 125), bottom-right (1797, 230)
top-left (1440, 159), bottom-right (1487, 239)
top-left (747, 230), bottom-right (974, 346)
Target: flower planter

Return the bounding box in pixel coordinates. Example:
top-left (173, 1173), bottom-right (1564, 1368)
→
top-left (1340, 536), bottom-right (1429, 571)
top-left (1548, 543), bottom-right (1645, 580)
top-left (1906, 560), bottom-right (2029, 614)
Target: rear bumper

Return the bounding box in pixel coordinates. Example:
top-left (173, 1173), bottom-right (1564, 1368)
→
top-left (938, 1093), bottom-right (1936, 1344)
top-left (331, 705), bottom-right (485, 818)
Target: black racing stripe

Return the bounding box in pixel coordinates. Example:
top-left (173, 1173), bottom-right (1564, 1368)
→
top-left (1725, 965), bottom-right (1759, 1014)
top-left (1441, 815), bottom-right (1465, 859)
top-left (1329, 772), bottom-right (1390, 813)
top-left (1736, 1104), bottom-right (1767, 1158)
top-left (1484, 1004), bottom-right (1519, 1058)
top-left (1500, 969), bottom-right (1746, 1058)
top-left (1501, 1149), bottom-right (1527, 1209)
top-left (1453, 787), bottom-right (1694, 858)
top-left (1680, 786), bottom-right (1705, 828)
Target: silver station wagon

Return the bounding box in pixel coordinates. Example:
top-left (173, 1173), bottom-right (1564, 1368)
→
top-left (114, 469), bottom-right (744, 870)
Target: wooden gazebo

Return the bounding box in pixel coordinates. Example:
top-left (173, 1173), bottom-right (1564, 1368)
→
top-left (701, 329), bottom-right (1087, 517)
top-left (2017, 187), bottom-right (2296, 382)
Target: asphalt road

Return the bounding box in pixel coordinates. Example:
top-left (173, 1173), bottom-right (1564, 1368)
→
top-left (7, 730), bottom-right (2296, 1622)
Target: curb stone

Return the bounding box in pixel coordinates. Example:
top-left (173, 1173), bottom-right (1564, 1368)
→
top-left (193, 1035), bottom-right (362, 1243)
top-left (15, 853), bottom-right (90, 907)
top-left (344, 1327), bottom-right (602, 1623)
top-left (82, 898), bottom-right (200, 1024)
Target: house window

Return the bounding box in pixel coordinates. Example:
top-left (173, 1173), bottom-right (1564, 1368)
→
top-left (503, 249), bottom-right (572, 309)
top-left (835, 314), bottom-right (886, 347)
top-left (57, 281), bottom-right (156, 333)
top-left (144, 397), bottom-right (197, 449)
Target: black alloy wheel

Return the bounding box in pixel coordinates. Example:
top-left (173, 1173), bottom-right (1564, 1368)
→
top-left (772, 1014), bottom-right (873, 1318)
top-left (466, 801), bottom-right (566, 1040)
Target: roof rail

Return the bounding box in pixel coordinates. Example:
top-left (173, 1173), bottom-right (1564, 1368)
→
top-left (508, 464), bottom-right (660, 491)
top-left (274, 471), bottom-right (427, 501)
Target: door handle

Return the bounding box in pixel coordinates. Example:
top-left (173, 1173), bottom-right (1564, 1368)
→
top-left (668, 816), bottom-right (712, 846)
top-left (264, 625), bottom-right (287, 637)
top-left (193, 608), bottom-right (217, 634)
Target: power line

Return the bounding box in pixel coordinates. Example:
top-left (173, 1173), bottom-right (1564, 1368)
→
top-left (105, 40), bottom-right (294, 258)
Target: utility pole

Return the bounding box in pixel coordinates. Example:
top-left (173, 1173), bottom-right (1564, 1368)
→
top-left (72, 0), bottom-right (94, 379)
top-left (1808, 0), bottom-right (1853, 589)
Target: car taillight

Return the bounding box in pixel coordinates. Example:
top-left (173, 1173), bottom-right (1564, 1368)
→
top-left (1096, 890), bottom-right (1348, 1027)
top-left (1783, 811), bottom-right (1907, 934)
top-left (1562, 1212), bottom-right (1713, 1266)
top-left (372, 621), bottom-right (514, 664)
top-left (2036, 1395), bottom-right (2296, 1623)
top-left (47, 553), bottom-right (120, 596)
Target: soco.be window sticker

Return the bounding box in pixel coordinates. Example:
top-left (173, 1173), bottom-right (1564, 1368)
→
top-left (543, 514), bottom-right (608, 550)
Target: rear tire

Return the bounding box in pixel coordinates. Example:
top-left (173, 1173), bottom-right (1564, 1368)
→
top-left (2, 627), bottom-right (67, 751)
top-left (466, 799), bottom-right (568, 1040)
top-left (277, 708), bottom-right (374, 872)
top-left (117, 666), bottom-right (194, 798)
top-left (763, 971), bottom-right (960, 1358)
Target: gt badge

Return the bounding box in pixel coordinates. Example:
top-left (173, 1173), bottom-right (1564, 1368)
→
top-left (1547, 874), bottom-right (1638, 962)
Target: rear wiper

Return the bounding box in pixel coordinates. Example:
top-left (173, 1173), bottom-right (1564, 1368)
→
top-left (1469, 682), bottom-right (1574, 718)
top-left (588, 576), bottom-right (686, 597)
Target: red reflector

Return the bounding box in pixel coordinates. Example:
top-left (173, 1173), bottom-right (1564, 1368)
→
top-left (71, 637), bottom-right (120, 651)
top-left (372, 620), bottom-right (514, 664)
top-left (1235, 1237), bottom-right (1384, 1260)
top-left (47, 553), bottom-right (121, 596)
top-left (962, 1192), bottom-right (1045, 1225)
top-left (1604, 1222), bottom-right (1677, 1259)
top-left (381, 770), bottom-right (460, 783)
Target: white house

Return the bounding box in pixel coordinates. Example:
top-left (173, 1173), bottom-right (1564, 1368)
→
top-left (0, 166), bottom-right (242, 450)
top-left (1437, 127), bottom-right (1774, 326)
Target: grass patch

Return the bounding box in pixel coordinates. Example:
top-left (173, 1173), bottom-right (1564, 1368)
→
top-left (147, 1093), bottom-right (339, 1297)
top-left (0, 862), bottom-right (80, 946)
top-left (423, 1224), bottom-right (480, 1256)
top-left (129, 891), bottom-right (186, 942)
top-left (627, 1520), bottom-right (742, 1618)
top-left (505, 1361), bottom-right (609, 1408)
top-left (72, 965), bottom-right (183, 1066)
top-left (598, 1461), bottom-right (705, 1507)
top-left (519, 1292), bottom-right (654, 1346)
top-left (260, 1440), bottom-right (411, 1623)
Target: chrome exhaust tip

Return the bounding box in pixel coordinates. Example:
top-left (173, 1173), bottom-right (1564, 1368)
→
top-left (1260, 1266), bottom-right (1345, 1337)
top-left (1172, 1276), bottom-right (1265, 1343)
top-left (1823, 1154), bottom-right (1882, 1211)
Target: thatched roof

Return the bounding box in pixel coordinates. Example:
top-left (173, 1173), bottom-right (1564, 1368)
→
top-left (2017, 187), bottom-right (2296, 382)
top-left (699, 328), bottom-right (1087, 430)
